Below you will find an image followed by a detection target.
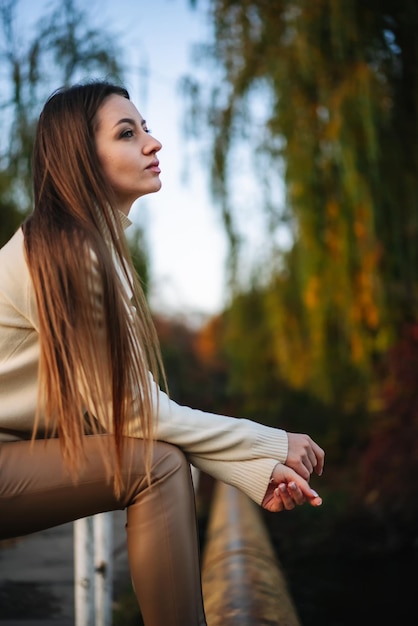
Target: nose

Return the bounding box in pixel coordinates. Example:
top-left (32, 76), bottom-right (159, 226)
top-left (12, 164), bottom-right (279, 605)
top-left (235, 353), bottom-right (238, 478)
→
top-left (144, 135), bottom-right (162, 154)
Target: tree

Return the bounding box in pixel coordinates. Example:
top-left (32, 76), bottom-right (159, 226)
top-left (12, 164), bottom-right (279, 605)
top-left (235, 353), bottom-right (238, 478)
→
top-left (0, 0), bottom-right (123, 243)
top-left (186, 0), bottom-right (418, 409)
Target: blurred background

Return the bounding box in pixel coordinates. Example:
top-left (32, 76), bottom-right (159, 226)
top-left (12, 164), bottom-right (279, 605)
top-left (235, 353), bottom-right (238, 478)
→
top-left (1, 0), bottom-right (418, 624)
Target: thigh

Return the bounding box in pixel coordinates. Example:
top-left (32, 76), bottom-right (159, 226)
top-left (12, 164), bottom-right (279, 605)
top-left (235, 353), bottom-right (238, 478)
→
top-left (0, 435), bottom-right (129, 539)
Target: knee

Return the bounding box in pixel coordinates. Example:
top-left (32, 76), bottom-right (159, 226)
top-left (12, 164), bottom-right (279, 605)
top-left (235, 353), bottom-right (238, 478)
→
top-left (118, 439), bottom-right (191, 507)
top-left (121, 439), bottom-right (189, 485)
top-left (149, 441), bottom-right (190, 484)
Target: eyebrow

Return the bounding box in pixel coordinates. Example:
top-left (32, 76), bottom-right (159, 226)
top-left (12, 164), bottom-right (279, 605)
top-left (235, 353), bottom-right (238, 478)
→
top-left (113, 117), bottom-right (147, 129)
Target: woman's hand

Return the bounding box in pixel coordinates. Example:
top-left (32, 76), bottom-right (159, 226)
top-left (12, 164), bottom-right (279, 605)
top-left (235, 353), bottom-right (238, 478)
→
top-left (286, 432), bottom-right (325, 480)
top-left (261, 463), bottom-right (322, 513)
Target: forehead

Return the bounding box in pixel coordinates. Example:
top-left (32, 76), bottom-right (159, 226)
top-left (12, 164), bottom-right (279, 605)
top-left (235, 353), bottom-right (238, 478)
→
top-left (95, 94), bottom-right (143, 129)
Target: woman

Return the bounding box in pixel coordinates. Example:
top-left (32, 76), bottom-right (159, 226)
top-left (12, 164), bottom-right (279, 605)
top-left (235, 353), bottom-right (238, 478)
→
top-left (0, 82), bottom-right (324, 626)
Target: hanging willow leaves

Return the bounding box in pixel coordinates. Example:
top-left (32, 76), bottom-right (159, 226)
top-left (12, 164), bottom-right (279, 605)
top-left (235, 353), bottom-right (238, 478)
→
top-left (187, 0), bottom-right (418, 407)
top-left (0, 0), bottom-right (123, 235)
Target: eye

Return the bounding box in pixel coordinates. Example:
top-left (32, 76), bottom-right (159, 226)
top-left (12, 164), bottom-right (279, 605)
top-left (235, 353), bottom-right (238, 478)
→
top-left (141, 120), bottom-right (151, 134)
top-left (120, 128), bottom-right (134, 139)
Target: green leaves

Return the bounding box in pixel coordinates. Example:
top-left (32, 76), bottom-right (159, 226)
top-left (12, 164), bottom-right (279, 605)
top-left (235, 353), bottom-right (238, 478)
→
top-left (0, 0), bottom-right (123, 244)
top-left (187, 0), bottom-right (418, 409)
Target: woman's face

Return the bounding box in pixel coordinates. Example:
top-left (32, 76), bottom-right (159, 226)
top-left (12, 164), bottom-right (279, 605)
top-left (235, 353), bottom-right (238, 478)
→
top-left (95, 94), bottom-right (162, 214)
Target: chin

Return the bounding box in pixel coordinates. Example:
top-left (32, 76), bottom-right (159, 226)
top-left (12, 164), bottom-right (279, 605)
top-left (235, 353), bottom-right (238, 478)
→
top-left (135, 181), bottom-right (162, 200)
top-left (148, 180), bottom-right (162, 194)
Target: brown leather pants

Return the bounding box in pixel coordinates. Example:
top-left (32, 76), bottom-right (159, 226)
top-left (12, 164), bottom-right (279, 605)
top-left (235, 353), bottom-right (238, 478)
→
top-left (0, 435), bottom-right (207, 625)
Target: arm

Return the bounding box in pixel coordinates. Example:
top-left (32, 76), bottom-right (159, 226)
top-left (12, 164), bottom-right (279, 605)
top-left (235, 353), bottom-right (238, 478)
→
top-left (88, 243), bottom-right (325, 507)
top-left (149, 382), bottom-right (289, 464)
top-left (125, 379), bottom-right (324, 507)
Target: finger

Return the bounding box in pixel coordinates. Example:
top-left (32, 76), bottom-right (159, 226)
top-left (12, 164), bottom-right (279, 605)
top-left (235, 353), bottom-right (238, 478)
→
top-left (307, 490), bottom-right (322, 507)
top-left (262, 477), bottom-right (286, 512)
top-left (275, 483), bottom-right (296, 510)
top-left (312, 442), bottom-right (325, 476)
top-left (294, 461), bottom-right (310, 481)
top-left (293, 477), bottom-right (323, 507)
top-left (302, 454), bottom-right (314, 476)
top-left (270, 493), bottom-right (284, 513)
top-left (305, 486), bottom-right (322, 507)
top-left (288, 481), bottom-right (306, 505)
top-left (307, 446), bottom-right (318, 471)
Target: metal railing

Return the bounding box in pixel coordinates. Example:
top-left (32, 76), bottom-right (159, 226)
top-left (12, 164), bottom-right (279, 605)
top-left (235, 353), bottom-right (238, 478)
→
top-left (73, 470), bottom-right (300, 625)
top-left (73, 465), bottom-right (200, 626)
top-left (201, 481), bottom-right (301, 626)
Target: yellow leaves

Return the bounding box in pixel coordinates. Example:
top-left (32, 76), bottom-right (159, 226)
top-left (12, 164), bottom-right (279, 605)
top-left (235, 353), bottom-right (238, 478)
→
top-left (354, 203), bottom-right (373, 240)
top-left (353, 220), bottom-right (366, 240)
top-left (353, 223), bottom-right (381, 331)
top-left (324, 227), bottom-right (341, 257)
top-left (326, 199), bottom-right (339, 218)
top-left (352, 270), bottom-right (380, 331)
top-left (350, 331), bottom-right (364, 363)
top-left (365, 304), bottom-right (379, 330)
top-left (288, 180), bottom-right (305, 202)
top-left (304, 275), bottom-right (320, 310)
top-left (272, 317), bottom-right (309, 390)
top-left (324, 200), bottom-right (342, 256)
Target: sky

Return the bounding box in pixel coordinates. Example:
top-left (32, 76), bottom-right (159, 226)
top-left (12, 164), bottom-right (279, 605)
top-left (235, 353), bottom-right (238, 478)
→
top-left (15, 0), bottom-right (228, 319)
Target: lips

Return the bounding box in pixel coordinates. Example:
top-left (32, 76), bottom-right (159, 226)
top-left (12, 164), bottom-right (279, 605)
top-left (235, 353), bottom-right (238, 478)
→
top-left (146, 159), bottom-right (161, 173)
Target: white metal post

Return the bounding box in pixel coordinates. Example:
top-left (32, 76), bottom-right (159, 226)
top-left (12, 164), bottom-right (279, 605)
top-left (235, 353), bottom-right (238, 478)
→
top-left (94, 513), bottom-right (113, 626)
top-left (74, 469), bottom-right (200, 625)
top-left (74, 516), bottom-right (95, 626)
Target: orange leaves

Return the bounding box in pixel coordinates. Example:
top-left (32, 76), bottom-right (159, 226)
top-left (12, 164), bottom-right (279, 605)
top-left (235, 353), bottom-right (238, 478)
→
top-left (303, 275), bottom-right (320, 310)
top-left (195, 315), bottom-right (225, 368)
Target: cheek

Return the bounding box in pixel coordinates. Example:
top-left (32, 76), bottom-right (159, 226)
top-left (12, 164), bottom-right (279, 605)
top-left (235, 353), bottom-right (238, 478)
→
top-left (100, 154), bottom-right (126, 186)
top-left (107, 153), bottom-right (137, 178)
top-left (96, 149), bottom-right (113, 176)
top-left (97, 145), bottom-right (142, 193)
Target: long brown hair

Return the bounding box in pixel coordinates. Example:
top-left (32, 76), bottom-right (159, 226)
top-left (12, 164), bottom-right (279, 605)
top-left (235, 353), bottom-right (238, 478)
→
top-left (23, 81), bottom-right (164, 493)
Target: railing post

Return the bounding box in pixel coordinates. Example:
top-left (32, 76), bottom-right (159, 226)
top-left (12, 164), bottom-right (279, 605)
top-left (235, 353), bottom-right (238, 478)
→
top-left (94, 513), bottom-right (113, 626)
top-left (73, 466), bottom-right (199, 625)
top-left (74, 516), bottom-right (95, 626)
top-left (74, 513), bottom-right (113, 626)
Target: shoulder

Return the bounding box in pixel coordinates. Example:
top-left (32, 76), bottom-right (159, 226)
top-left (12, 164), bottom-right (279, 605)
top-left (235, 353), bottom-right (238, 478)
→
top-left (0, 227), bottom-right (27, 277)
top-left (0, 227), bottom-right (38, 325)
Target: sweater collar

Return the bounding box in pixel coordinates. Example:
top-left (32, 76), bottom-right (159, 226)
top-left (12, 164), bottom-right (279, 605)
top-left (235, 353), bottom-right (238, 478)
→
top-left (118, 210), bottom-right (132, 231)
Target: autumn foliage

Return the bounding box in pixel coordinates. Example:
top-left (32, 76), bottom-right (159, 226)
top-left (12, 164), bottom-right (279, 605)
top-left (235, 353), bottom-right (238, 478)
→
top-left (360, 323), bottom-right (418, 530)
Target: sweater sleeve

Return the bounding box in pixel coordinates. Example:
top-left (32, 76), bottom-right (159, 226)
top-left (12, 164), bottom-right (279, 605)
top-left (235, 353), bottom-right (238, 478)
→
top-left (189, 457), bottom-right (280, 506)
top-left (123, 377), bottom-right (289, 504)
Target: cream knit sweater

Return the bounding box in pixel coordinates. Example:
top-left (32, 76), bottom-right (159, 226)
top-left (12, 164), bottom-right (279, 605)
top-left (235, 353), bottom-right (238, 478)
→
top-left (0, 224), bottom-right (288, 505)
